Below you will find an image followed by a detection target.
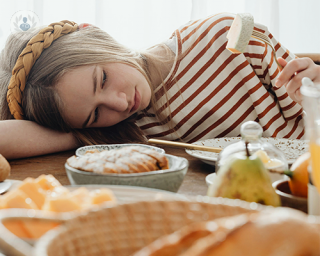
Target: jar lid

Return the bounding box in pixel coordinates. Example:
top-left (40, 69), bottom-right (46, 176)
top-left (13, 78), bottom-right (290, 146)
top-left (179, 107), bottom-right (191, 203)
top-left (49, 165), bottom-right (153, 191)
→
top-left (216, 121), bottom-right (288, 172)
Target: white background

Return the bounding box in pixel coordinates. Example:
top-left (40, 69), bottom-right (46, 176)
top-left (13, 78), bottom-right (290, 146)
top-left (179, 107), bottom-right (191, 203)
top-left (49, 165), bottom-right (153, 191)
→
top-left (0, 0), bottom-right (319, 54)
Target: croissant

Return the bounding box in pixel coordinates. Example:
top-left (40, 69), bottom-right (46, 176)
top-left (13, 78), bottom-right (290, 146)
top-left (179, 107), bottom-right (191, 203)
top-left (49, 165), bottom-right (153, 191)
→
top-left (67, 146), bottom-right (169, 174)
top-left (134, 208), bottom-right (320, 256)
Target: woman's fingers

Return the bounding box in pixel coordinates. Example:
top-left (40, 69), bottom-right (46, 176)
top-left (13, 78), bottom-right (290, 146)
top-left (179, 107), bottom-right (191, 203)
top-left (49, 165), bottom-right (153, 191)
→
top-left (285, 68), bottom-right (318, 95)
top-left (284, 68), bottom-right (319, 105)
top-left (277, 57), bottom-right (288, 68)
top-left (275, 58), bottom-right (287, 88)
top-left (275, 58), bottom-right (313, 88)
top-left (274, 57), bottom-right (320, 106)
top-left (295, 89), bottom-right (303, 104)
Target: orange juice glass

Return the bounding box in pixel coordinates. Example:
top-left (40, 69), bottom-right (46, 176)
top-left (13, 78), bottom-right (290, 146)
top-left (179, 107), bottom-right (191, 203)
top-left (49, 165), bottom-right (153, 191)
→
top-left (301, 78), bottom-right (320, 193)
top-left (310, 142), bottom-right (320, 192)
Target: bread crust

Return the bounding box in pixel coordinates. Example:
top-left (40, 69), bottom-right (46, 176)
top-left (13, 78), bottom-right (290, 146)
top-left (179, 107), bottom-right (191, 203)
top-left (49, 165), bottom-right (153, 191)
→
top-left (134, 208), bottom-right (320, 256)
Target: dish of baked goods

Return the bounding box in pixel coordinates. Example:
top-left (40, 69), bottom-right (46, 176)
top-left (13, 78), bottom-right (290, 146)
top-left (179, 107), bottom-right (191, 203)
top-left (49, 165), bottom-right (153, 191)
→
top-left (65, 146), bottom-right (189, 192)
top-left (68, 146), bottom-right (169, 174)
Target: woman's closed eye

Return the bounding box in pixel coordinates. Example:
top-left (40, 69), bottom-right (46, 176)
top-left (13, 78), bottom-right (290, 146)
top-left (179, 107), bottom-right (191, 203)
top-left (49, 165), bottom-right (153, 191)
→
top-left (93, 107), bottom-right (99, 123)
top-left (102, 70), bottom-right (107, 88)
top-left (93, 70), bottom-right (108, 124)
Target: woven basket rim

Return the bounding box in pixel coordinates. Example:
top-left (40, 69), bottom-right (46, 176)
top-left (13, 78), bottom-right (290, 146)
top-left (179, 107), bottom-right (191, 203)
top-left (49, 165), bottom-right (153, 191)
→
top-left (0, 197), bottom-right (269, 256)
top-left (33, 197), bottom-right (267, 256)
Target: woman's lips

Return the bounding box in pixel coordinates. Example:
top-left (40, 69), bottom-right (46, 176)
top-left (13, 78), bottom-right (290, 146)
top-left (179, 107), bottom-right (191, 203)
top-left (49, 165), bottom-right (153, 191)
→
top-left (130, 88), bottom-right (141, 113)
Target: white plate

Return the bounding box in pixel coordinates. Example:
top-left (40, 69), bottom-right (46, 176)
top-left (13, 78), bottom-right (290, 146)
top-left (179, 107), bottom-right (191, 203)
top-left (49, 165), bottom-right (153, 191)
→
top-left (186, 137), bottom-right (308, 166)
top-left (3, 179), bottom-right (22, 193)
top-left (0, 180), bottom-right (12, 194)
top-left (67, 184), bottom-right (187, 204)
top-left (76, 144), bottom-right (165, 157)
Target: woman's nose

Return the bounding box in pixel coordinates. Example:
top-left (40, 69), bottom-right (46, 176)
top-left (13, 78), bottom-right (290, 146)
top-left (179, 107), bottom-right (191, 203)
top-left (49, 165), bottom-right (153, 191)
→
top-left (99, 91), bottom-right (128, 112)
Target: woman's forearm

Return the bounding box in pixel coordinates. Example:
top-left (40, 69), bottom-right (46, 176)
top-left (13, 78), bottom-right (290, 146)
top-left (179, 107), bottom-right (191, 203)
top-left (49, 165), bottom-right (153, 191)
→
top-left (0, 120), bottom-right (80, 159)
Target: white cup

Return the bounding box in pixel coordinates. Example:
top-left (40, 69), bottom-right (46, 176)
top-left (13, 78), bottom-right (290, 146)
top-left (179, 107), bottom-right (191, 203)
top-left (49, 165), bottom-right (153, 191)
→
top-left (308, 183), bottom-right (320, 215)
top-left (307, 163), bottom-right (320, 215)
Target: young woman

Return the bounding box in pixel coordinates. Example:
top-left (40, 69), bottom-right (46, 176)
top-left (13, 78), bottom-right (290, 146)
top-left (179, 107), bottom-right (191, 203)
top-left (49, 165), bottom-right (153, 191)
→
top-left (0, 13), bottom-right (310, 159)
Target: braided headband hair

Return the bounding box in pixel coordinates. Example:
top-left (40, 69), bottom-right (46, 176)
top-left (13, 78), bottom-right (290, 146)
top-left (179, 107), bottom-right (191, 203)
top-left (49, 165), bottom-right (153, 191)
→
top-left (6, 20), bottom-right (79, 120)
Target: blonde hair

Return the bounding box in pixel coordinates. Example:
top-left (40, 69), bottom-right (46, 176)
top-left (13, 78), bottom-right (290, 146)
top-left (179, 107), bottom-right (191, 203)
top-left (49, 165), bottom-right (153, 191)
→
top-left (0, 25), bottom-right (165, 145)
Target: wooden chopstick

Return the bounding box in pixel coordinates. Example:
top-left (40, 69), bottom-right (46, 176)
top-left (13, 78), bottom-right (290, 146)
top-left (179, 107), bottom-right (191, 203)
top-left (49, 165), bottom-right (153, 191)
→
top-left (148, 139), bottom-right (222, 153)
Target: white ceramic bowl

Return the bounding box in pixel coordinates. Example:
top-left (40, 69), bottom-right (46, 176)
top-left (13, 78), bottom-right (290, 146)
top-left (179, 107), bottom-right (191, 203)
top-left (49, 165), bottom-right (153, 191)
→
top-left (65, 154), bottom-right (188, 193)
top-left (76, 144), bottom-right (165, 157)
top-left (206, 173), bottom-right (217, 187)
top-left (272, 179), bottom-right (308, 213)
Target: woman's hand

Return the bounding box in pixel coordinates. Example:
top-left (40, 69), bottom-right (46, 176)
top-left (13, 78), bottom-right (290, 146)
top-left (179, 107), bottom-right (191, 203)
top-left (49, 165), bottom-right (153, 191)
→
top-left (275, 57), bottom-right (320, 105)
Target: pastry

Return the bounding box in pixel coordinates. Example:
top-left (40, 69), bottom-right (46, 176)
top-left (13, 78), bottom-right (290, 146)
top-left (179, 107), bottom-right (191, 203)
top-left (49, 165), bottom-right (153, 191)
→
top-left (134, 208), bottom-right (320, 256)
top-left (67, 146), bottom-right (169, 174)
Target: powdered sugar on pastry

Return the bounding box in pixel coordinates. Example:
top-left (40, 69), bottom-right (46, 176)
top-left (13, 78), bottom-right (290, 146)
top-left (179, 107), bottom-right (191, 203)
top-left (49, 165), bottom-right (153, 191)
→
top-left (67, 146), bottom-right (169, 174)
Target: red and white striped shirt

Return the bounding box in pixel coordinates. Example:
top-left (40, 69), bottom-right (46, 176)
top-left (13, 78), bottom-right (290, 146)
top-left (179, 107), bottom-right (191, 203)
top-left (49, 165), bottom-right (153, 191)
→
top-left (136, 13), bottom-right (304, 143)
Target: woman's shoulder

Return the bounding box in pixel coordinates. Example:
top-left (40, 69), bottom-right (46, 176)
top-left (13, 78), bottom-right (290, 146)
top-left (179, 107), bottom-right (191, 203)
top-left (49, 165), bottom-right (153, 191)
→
top-left (176, 13), bottom-right (236, 36)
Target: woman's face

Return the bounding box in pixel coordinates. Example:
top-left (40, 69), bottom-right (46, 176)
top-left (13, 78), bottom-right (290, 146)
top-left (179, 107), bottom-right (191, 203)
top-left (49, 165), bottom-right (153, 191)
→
top-left (55, 62), bottom-right (151, 129)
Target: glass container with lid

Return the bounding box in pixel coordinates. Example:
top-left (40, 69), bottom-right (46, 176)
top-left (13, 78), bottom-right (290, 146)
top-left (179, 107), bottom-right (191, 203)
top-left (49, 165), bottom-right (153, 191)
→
top-left (215, 121), bottom-right (288, 181)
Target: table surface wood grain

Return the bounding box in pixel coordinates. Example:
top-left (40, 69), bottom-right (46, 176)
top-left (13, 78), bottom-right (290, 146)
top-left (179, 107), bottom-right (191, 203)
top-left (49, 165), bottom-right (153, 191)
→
top-left (8, 145), bottom-right (215, 196)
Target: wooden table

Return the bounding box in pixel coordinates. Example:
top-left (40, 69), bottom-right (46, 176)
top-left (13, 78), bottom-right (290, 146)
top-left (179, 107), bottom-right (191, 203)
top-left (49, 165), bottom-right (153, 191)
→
top-left (8, 146), bottom-right (214, 196)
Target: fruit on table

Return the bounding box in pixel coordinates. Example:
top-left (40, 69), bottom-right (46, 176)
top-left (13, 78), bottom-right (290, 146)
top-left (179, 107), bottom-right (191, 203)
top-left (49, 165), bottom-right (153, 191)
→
top-left (0, 174), bottom-right (116, 212)
top-left (267, 152), bottom-right (310, 198)
top-left (18, 178), bottom-right (46, 208)
top-left (252, 150), bottom-right (309, 197)
top-left (288, 152), bottom-right (310, 198)
top-left (208, 143), bottom-right (281, 207)
top-left (4, 219), bottom-right (61, 239)
top-left (41, 187), bottom-right (116, 212)
top-left (0, 154), bottom-right (10, 182)
top-left (253, 150), bottom-right (284, 169)
top-left (0, 174), bottom-right (116, 239)
top-left (5, 189), bottom-right (38, 209)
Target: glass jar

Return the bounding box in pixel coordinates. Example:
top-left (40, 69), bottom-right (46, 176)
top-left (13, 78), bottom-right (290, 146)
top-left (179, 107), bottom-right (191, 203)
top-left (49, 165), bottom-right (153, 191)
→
top-left (215, 121), bottom-right (288, 182)
top-left (301, 77), bottom-right (320, 195)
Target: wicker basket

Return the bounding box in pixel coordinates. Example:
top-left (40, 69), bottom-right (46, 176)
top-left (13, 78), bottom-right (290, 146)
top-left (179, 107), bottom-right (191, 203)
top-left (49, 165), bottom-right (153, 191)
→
top-left (0, 197), bottom-right (266, 256)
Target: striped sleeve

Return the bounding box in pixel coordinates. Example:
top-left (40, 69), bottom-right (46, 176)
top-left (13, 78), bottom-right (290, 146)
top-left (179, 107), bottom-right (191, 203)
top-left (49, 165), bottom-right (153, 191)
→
top-left (245, 23), bottom-right (303, 120)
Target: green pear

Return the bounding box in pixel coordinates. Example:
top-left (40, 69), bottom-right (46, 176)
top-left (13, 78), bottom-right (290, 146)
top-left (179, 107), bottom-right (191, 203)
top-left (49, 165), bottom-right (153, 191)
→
top-left (208, 152), bottom-right (281, 207)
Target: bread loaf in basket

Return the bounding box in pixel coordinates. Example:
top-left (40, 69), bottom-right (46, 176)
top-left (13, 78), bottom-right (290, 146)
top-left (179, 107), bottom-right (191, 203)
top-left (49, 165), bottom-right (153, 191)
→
top-left (0, 197), bottom-right (263, 256)
top-left (133, 208), bottom-right (320, 256)
top-left (1, 197), bottom-right (318, 256)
